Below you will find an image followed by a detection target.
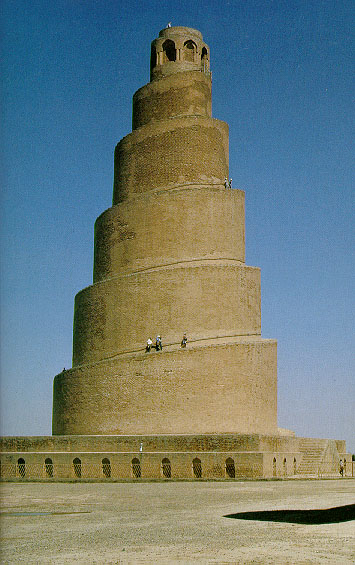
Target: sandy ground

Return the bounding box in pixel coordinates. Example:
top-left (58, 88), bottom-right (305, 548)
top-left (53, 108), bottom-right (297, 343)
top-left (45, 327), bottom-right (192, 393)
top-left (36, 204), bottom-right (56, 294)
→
top-left (0, 479), bottom-right (354, 564)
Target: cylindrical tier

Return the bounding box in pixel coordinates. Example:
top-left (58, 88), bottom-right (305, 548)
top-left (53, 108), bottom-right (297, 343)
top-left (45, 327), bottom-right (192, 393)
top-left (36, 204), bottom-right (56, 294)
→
top-left (133, 71), bottom-right (211, 130)
top-left (53, 338), bottom-right (278, 436)
top-left (113, 116), bottom-right (228, 203)
top-left (94, 188), bottom-right (245, 282)
top-left (150, 27), bottom-right (210, 81)
top-left (72, 262), bottom-right (261, 366)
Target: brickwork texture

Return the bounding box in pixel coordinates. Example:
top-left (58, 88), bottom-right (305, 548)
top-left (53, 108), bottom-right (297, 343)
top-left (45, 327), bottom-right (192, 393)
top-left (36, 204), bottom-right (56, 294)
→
top-left (51, 26), bottom-right (281, 437)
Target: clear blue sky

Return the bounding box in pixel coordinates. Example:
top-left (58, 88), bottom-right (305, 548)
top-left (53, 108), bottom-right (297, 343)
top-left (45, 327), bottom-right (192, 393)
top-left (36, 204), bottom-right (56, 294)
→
top-left (1, 0), bottom-right (354, 452)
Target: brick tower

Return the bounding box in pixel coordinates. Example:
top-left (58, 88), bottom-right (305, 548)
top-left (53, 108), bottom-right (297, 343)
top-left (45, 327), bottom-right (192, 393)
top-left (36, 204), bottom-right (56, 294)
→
top-left (52, 26), bottom-right (278, 436)
top-left (1, 26), bottom-right (350, 481)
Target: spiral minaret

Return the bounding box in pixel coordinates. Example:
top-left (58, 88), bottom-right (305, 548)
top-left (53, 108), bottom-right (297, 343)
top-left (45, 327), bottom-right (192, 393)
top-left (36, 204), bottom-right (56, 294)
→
top-left (52, 26), bottom-right (278, 436)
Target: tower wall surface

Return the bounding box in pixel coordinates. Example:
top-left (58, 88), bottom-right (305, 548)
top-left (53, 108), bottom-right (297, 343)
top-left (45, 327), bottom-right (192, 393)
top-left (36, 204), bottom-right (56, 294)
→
top-left (113, 116), bottom-right (229, 204)
top-left (53, 339), bottom-right (277, 436)
top-left (72, 263), bottom-right (261, 365)
top-left (133, 71), bottom-right (212, 130)
top-left (53, 26), bottom-right (278, 437)
top-left (94, 187), bottom-right (245, 282)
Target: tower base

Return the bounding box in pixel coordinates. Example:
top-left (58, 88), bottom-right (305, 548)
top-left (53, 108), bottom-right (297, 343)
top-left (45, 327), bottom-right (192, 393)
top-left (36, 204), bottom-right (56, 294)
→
top-left (0, 433), bottom-right (351, 480)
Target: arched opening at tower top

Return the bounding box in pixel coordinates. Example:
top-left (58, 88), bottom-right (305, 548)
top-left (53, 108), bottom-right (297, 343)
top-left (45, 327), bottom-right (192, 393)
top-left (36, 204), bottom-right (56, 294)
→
top-left (201, 46), bottom-right (209, 71)
top-left (150, 45), bottom-right (157, 72)
top-left (162, 39), bottom-right (176, 62)
top-left (183, 40), bottom-right (196, 62)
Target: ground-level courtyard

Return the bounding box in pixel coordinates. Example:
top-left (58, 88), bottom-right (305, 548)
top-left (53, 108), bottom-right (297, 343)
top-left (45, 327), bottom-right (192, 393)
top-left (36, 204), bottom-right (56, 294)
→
top-left (1, 479), bottom-right (354, 563)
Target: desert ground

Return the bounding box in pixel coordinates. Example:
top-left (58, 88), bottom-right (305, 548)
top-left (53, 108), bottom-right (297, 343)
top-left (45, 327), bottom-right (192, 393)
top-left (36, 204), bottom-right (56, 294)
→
top-left (1, 479), bottom-right (354, 564)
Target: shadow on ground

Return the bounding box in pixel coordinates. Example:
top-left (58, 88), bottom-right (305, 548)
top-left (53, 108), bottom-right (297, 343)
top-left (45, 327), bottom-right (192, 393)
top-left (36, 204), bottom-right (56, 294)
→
top-left (224, 504), bottom-right (355, 524)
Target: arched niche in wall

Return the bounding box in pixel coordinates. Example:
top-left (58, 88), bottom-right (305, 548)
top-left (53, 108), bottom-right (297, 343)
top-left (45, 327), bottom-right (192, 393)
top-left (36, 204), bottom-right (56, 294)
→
top-left (183, 40), bottom-right (197, 62)
top-left (162, 39), bottom-right (176, 62)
